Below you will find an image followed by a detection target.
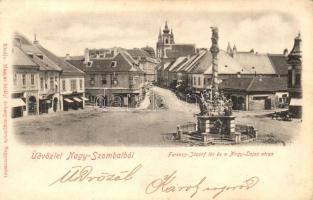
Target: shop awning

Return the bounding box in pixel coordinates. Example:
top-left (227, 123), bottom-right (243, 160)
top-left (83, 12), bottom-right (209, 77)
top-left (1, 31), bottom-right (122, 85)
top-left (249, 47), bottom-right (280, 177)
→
top-left (289, 98), bottom-right (302, 106)
top-left (81, 97), bottom-right (89, 101)
top-left (73, 97), bottom-right (82, 102)
top-left (64, 98), bottom-right (73, 103)
top-left (11, 98), bottom-right (26, 107)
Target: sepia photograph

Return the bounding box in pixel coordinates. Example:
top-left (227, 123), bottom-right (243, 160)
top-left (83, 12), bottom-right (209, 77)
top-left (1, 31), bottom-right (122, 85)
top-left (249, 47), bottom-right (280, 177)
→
top-left (10, 7), bottom-right (303, 146)
top-left (1, 1), bottom-right (313, 200)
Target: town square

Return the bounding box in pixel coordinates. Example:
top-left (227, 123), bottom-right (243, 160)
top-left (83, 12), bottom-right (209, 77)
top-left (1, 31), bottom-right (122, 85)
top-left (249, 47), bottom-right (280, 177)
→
top-left (11, 11), bottom-right (302, 146)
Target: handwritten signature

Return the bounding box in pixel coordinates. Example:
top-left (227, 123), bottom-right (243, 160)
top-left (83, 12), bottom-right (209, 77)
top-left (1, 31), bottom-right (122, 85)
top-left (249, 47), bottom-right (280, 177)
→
top-left (49, 164), bottom-right (142, 186)
top-left (145, 171), bottom-right (259, 199)
top-left (50, 164), bottom-right (259, 199)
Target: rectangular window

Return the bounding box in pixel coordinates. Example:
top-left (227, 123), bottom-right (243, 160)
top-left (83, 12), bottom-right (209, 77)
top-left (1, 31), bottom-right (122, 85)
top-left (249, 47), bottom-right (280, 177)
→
top-left (204, 78), bottom-right (206, 85)
top-left (295, 73), bottom-right (301, 87)
top-left (111, 61), bottom-right (117, 68)
top-left (193, 77), bottom-right (196, 85)
top-left (111, 74), bottom-right (118, 86)
top-left (198, 77), bottom-right (200, 85)
top-left (40, 77), bottom-right (44, 90)
top-left (62, 80), bottom-right (66, 91)
top-left (79, 79), bottom-right (83, 90)
top-left (13, 73), bottom-right (17, 86)
top-left (31, 74), bottom-right (35, 85)
top-left (101, 75), bottom-right (107, 85)
top-left (50, 77), bottom-right (54, 90)
top-left (22, 74), bottom-right (26, 86)
top-left (70, 79), bottom-right (77, 91)
top-left (90, 75), bottom-right (95, 86)
top-left (288, 69), bottom-right (292, 87)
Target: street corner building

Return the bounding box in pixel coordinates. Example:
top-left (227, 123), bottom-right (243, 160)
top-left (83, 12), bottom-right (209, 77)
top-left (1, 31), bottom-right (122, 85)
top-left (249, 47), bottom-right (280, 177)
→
top-left (66, 47), bottom-right (151, 108)
top-left (11, 33), bottom-right (86, 118)
top-left (287, 34), bottom-right (302, 118)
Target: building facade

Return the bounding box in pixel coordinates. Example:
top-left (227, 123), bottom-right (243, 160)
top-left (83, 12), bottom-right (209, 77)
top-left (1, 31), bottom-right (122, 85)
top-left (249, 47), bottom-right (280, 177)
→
top-left (12, 33), bottom-right (86, 117)
top-left (11, 46), bottom-right (40, 117)
top-left (67, 48), bottom-right (145, 107)
top-left (126, 48), bottom-right (159, 82)
top-left (287, 34), bottom-right (302, 118)
top-left (221, 77), bottom-right (288, 111)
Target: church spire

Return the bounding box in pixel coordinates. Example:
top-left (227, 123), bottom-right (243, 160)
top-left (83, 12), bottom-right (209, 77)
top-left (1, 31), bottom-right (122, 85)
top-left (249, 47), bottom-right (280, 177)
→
top-left (163, 20), bottom-right (170, 34)
top-left (170, 28), bottom-right (175, 44)
top-left (158, 27), bottom-right (162, 42)
top-left (227, 42), bottom-right (232, 55)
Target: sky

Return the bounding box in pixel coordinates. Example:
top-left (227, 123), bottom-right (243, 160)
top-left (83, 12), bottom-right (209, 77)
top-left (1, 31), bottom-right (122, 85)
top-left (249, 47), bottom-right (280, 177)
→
top-left (9, 5), bottom-right (300, 57)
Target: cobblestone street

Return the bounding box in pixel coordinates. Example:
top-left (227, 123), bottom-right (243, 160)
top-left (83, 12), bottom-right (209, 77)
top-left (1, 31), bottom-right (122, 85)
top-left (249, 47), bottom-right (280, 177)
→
top-left (13, 87), bottom-right (301, 146)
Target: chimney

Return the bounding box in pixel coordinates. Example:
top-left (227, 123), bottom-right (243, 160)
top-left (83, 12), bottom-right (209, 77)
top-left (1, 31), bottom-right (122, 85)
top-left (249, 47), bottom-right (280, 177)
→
top-left (84, 48), bottom-right (90, 64)
top-left (283, 49), bottom-right (288, 57)
top-left (250, 48), bottom-right (254, 53)
top-left (33, 33), bottom-right (39, 45)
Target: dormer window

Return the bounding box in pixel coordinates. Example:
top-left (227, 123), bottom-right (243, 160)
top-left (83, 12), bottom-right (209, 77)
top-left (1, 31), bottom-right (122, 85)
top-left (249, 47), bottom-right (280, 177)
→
top-left (37, 54), bottom-right (43, 59)
top-left (111, 61), bottom-right (117, 68)
top-left (27, 53), bottom-right (34, 58)
top-left (87, 61), bottom-right (92, 67)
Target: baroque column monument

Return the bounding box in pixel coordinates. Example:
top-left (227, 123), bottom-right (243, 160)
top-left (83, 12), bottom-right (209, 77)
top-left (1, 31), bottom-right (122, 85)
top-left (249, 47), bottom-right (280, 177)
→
top-left (197, 27), bottom-right (236, 142)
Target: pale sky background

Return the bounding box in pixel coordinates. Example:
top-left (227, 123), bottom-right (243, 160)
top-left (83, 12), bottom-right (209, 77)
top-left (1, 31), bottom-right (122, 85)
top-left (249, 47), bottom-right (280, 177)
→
top-left (11, 9), bottom-right (300, 57)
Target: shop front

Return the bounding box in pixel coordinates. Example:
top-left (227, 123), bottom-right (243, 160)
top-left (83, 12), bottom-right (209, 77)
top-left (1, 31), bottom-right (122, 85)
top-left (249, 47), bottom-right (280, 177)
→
top-left (39, 94), bottom-right (53, 114)
top-left (11, 98), bottom-right (26, 118)
top-left (62, 93), bottom-right (84, 111)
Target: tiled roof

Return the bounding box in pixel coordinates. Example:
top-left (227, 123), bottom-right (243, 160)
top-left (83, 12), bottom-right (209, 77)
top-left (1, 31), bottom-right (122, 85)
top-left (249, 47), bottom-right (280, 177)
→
top-left (35, 45), bottom-right (84, 76)
top-left (268, 54), bottom-right (290, 75)
top-left (85, 53), bottom-right (143, 73)
top-left (20, 44), bottom-right (42, 54)
top-left (178, 54), bottom-right (201, 73)
top-left (234, 52), bottom-right (276, 74)
top-left (183, 50), bottom-right (207, 73)
top-left (66, 59), bottom-right (86, 71)
top-left (221, 77), bottom-right (287, 92)
top-left (188, 50), bottom-right (249, 74)
top-left (168, 56), bottom-right (188, 72)
top-left (13, 33), bottom-right (33, 45)
top-left (127, 48), bottom-right (151, 58)
top-left (165, 44), bottom-right (196, 59)
top-left (163, 61), bottom-right (174, 71)
top-left (12, 46), bottom-right (38, 68)
top-left (32, 55), bottom-right (62, 71)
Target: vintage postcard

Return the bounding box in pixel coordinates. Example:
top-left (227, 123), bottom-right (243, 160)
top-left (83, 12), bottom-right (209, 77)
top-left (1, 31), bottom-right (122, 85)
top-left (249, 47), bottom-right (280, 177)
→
top-left (0, 0), bottom-right (312, 199)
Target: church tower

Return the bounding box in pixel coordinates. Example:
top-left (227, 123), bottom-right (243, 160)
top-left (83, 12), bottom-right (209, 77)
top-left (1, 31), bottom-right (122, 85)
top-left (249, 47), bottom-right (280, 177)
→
top-left (156, 21), bottom-right (175, 59)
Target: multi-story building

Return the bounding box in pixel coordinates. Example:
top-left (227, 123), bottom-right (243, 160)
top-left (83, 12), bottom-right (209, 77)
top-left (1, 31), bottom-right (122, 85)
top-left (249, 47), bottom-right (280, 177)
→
top-left (34, 43), bottom-right (86, 111)
top-left (126, 48), bottom-right (159, 82)
top-left (11, 46), bottom-right (40, 117)
top-left (13, 33), bottom-right (86, 116)
top-left (287, 34), bottom-right (302, 118)
top-left (67, 48), bottom-right (145, 107)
